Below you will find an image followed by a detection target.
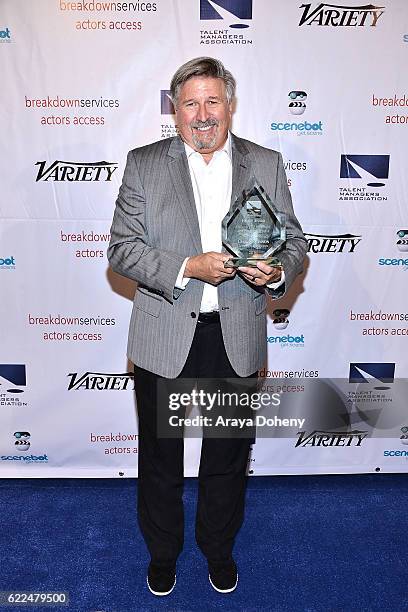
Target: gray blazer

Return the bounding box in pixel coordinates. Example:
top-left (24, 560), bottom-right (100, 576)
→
top-left (108, 134), bottom-right (307, 378)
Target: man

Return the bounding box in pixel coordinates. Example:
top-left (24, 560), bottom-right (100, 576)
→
top-left (108, 57), bottom-right (307, 596)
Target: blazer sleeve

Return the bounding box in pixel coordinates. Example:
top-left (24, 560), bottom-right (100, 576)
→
top-left (267, 152), bottom-right (307, 299)
top-left (107, 150), bottom-right (186, 303)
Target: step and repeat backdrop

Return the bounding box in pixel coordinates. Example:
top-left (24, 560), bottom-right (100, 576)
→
top-left (1, 0), bottom-right (407, 476)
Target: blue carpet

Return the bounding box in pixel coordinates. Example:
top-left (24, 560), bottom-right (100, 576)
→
top-left (0, 474), bottom-right (407, 612)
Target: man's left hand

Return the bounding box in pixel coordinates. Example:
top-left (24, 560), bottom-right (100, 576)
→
top-left (238, 261), bottom-right (282, 287)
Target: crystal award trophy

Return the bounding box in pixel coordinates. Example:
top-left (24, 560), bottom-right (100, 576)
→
top-left (222, 179), bottom-right (286, 268)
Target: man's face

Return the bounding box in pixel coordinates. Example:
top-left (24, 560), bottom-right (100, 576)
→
top-left (175, 76), bottom-right (232, 155)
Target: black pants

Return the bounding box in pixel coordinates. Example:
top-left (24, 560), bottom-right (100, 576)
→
top-left (134, 318), bottom-right (255, 565)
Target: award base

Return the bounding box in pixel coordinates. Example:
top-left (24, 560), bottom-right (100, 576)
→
top-left (224, 257), bottom-right (283, 269)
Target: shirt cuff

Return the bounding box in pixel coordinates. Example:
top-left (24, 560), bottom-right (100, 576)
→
top-left (174, 257), bottom-right (190, 290)
top-left (267, 270), bottom-right (285, 289)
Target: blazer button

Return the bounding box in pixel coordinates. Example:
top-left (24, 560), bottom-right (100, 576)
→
top-left (190, 312), bottom-right (197, 318)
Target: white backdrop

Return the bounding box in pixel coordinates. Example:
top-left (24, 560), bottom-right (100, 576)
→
top-left (1, 0), bottom-right (407, 476)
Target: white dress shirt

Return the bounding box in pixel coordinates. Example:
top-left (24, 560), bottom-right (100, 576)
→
top-left (175, 133), bottom-right (284, 311)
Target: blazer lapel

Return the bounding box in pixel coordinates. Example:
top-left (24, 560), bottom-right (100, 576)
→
top-left (166, 134), bottom-right (253, 254)
top-left (230, 133), bottom-right (253, 210)
top-left (167, 137), bottom-right (202, 254)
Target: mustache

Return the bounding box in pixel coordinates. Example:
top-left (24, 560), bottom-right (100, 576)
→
top-left (191, 119), bottom-right (219, 129)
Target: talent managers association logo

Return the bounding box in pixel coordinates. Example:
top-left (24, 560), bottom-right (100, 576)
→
top-left (0, 364), bottom-right (26, 394)
top-left (339, 154), bottom-right (389, 202)
top-left (340, 154), bottom-right (389, 187)
top-left (161, 90), bottom-right (175, 115)
top-left (200, 0), bottom-right (252, 28)
top-left (199, 0), bottom-right (253, 45)
top-left (298, 4), bottom-right (385, 27)
top-left (349, 362), bottom-right (395, 387)
top-left (160, 91), bottom-right (177, 139)
top-left (0, 365), bottom-right (28, 408)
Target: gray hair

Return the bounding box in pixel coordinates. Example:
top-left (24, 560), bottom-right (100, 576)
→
top-left (170, 57), bottom-right (236, 107)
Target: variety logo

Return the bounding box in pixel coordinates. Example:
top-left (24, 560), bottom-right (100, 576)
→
top-left (161, 90), bottom-right (175, 115)
top-left (271, 91), bottom-right (322, 136)
top-left (295, 430), bottom-right (368, 447)
top-left (200, 0), bottom-right (252, 28)
top-left (298, 3), bottom-right (385, 27)
top-left (272, 308), bottom-right (290, 330)
top-left (0, 256), bottom-right (15, 269)
top-left (288, 91), bottom-right (307, 115)
top-left (0, 27), bottom-right (11, 42)
top-left (396, 230), bottom-right (408, 252)
top-left (35, 161), bottom-right (118, 182)
top-left (340, 154), bottom-right (389, 187)
top-left (67, 371), bottom-right (134, 391)
top-left (305, 233), bottom-right (362, 253)
top-left (14, 431), bottom-right (31, 452)
top-left (349, 362), bottom-right (395, 387)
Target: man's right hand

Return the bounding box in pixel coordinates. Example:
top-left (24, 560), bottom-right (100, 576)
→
top-left (184, 252), bottom-right (236, 286)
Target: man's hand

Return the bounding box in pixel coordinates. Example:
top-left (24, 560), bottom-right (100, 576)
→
top-left (185, 252), bottom-right (236, 286)
top-left (238, 261), bottom-right (282, 287)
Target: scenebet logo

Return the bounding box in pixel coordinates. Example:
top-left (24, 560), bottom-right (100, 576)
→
top-left (35, 161), bottom-right (118, 182)
top-left (298, 3), bottom-right (385, 27)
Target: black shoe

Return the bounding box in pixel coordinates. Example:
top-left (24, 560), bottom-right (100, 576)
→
top-left (208, 559), bottom-right (238, 593)
top-left (147, 562), bottom-right (176, 596)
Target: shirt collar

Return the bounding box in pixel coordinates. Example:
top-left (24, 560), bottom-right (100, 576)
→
top-left (184, 131), bottom-right (232, 161)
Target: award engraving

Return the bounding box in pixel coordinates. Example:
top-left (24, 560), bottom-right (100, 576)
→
top-left (222, 180), bottom-right (286, 268)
